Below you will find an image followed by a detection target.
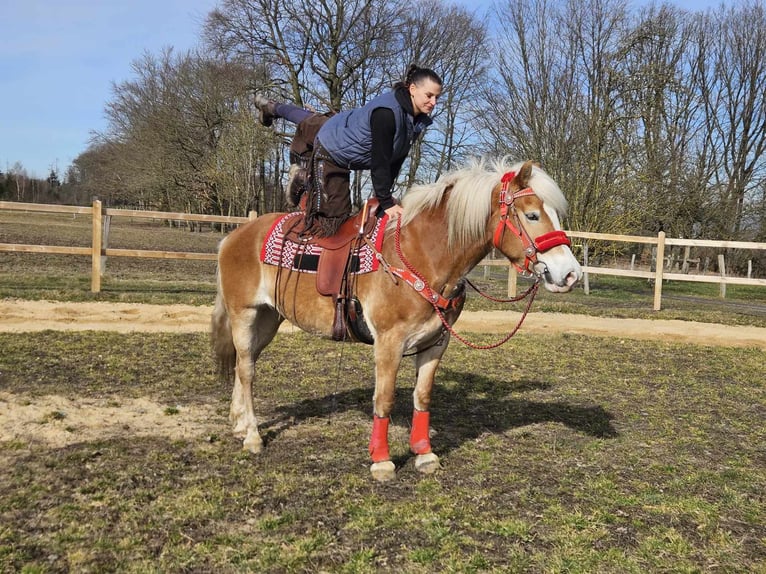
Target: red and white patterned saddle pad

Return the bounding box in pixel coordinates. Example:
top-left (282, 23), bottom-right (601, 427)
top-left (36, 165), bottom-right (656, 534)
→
top-left (260, 212), bottom-right (388, 274)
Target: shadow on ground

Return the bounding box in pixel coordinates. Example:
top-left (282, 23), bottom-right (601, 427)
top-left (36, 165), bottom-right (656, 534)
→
top-left (260, 368), bottom-right (617, 459)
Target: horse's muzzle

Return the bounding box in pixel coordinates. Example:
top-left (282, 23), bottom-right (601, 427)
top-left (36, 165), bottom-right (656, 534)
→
top-left (538, 263), bottom-right (581, 293)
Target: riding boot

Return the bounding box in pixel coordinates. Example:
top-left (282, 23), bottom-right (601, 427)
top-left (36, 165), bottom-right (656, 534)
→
top-left (254, 93), bottom-right (278, 127)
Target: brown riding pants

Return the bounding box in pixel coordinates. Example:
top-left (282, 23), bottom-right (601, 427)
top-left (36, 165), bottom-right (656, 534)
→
top-left (292, 113), bottom-right (351, 237)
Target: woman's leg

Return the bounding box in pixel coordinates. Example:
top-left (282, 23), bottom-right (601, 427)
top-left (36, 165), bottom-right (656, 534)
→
top-left (254, 94), bottom-right (314, 126)
top-left (286, 114), bottom-right (333, 207)
top-left (274, 103), bottom-right (314, 125)
top-left (304, 148), bottom-right (351, 237)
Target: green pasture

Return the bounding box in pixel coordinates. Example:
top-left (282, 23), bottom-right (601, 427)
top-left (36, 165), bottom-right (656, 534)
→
top-left (1, 330), bottom-right (764, 572)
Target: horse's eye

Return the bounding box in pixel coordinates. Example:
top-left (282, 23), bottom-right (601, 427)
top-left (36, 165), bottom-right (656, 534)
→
top-left (525, 212), bottom-right (540, 222)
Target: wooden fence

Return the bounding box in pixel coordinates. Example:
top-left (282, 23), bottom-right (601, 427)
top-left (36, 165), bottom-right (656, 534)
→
top-left (2, 200), bottom-right (765, 310)
top-left (0, 201), bottom-right (255, 292)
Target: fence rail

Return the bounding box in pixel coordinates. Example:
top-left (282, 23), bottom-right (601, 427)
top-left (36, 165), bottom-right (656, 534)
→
top-left (1, 200), bottom-right (764, 310)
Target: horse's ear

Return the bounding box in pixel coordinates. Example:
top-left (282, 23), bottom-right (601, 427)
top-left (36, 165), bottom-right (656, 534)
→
top-left (515, 160), bottom-right (535, 186)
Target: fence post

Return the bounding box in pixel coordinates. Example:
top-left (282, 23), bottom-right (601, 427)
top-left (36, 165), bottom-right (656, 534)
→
top-left (582, 242), bottom-right (590, 295)
top-left (101, 214), bottom-right (111, 274)
top-left (682, 246), bottom-right (691, 274)
top-left (248, 210), bottom-right (258, 220)
top-left (91, 200), bottom-right (102, 293)
top-left (718, 254), bottom-right (726, 299)
top-left (653, 231), bottom-right (665, 311)
top-left (508, 265), bottom-right (517, 298)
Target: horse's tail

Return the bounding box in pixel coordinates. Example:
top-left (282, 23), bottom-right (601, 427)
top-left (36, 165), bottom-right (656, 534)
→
top-left (211, 266), bottom-right (236, 382)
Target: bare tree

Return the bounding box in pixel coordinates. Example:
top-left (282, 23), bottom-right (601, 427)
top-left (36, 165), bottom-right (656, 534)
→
top-left (204, 0), bottom-right (402, 109)
top-left (8, 162), bottom-right (29, 202)
top-left (617, 5), bottom-right (714, 238)
top-left (694, 1), bottom-right (766, 239)
top-left (484, 0), bottom-right (636, 234)
top-left (398, 0), bottom-right (489, 183)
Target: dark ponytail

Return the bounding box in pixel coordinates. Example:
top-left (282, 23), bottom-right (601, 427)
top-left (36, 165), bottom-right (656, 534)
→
top-left (395, 64), bottom-right (443, 89)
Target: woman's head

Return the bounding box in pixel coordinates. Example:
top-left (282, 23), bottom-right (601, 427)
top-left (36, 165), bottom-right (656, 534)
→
top-left (402, 65), bottom-right (442, 116)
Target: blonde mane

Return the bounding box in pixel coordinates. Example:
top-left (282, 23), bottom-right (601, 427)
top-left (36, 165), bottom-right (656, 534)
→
top-left (399, 157), bottom-right (569, 250)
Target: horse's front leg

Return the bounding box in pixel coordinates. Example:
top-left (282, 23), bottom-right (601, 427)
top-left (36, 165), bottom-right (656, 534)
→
top-left (410, 335), bottom-right (449, 474)
top-left (369, 336), bottom-right (404, 481)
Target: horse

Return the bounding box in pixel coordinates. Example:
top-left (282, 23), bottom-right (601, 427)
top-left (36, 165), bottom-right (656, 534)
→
top-left (211, 158), bottom-right (582, 481)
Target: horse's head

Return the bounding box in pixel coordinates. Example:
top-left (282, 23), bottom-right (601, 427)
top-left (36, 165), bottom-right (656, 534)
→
top-left (491, 161), bottom-right (582, 293)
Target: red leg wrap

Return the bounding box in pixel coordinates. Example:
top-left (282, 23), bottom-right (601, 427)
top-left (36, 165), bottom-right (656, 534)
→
top-left (410, 409), bottom-right (432, 454)
top-left (369, 415), bottom-right (390, 463)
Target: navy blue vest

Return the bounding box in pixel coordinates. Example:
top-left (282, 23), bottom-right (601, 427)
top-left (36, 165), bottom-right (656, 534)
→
top-left (316, 90), bottom-right (432, 170)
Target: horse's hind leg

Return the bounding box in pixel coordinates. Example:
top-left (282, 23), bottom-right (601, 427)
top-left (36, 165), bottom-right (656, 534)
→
top-left (229, 304), bottom-right (283, 453)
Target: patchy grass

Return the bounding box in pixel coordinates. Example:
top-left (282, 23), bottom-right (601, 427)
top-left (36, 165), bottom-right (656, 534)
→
top-left (1, 330), bottom-right (764, 572)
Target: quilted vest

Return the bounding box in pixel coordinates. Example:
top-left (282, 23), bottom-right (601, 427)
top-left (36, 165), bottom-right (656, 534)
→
top-left (316, 90), bottom-right (432, 170)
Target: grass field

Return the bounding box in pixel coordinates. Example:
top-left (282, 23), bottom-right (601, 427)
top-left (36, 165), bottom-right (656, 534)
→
top-left (1, 330), bottom-right (764, 572)
top-left (1, 208), bottom-right (765, 572)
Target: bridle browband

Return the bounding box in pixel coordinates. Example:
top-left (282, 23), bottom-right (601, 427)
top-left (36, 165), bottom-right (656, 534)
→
top-left (493, 170), bottom-right (571, 276)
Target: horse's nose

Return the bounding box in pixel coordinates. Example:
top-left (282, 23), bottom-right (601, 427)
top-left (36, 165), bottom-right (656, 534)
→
top-left (561, 270), bottom-right (580, 289)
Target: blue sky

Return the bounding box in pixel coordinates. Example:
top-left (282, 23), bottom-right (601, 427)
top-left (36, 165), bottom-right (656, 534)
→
top-left (0, 0), bottom-right (217, 179)
top-left (1, 0), bottom-right (723, 180)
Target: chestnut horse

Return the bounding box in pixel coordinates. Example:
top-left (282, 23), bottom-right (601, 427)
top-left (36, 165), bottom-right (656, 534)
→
top-left (211, 159), bottom-right (582, 481)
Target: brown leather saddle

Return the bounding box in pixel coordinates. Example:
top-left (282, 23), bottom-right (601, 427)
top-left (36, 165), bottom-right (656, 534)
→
top-left (281, 199), bottom-right (381, 341)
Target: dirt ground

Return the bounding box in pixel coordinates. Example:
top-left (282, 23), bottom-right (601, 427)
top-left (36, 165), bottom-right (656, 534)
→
top-left (1, 298), bottom-right (765, 348)
top-left (1, 299), bottom-right (764, 451)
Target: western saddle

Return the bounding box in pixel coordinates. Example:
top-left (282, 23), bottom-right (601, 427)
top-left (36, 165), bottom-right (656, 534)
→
top-left (281, 199), bottom-right (382, 342)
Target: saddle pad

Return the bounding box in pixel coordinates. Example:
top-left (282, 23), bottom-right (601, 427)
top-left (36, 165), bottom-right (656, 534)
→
top-left (260, 212), bottom-right (387, 274)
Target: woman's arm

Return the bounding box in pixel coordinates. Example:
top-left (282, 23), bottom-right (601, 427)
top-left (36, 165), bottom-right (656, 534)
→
top-left (369, 107), bottom-right (398, 211)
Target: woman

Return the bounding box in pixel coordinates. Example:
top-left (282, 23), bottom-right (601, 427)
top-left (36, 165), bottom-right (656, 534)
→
top-left (255, 65), bottom-right (442, 236)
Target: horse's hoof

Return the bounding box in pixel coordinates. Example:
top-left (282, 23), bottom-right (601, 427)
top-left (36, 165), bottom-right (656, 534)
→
top-left (370, 461), bottom-right (396, 482)
top-left (414, 452), bottom-right (440, 474)
top-left (242, 429), bottom-right (263, 454)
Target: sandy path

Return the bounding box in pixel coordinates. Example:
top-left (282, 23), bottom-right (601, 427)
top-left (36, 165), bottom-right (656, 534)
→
top-left (0, 392), bottom-right (222, 449)
top-left (1, 299), bottom-right (764, 349)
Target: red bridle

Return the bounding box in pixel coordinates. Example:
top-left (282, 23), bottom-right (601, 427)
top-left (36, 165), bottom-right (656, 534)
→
top-left (492, 171), bottom-right (572, 276)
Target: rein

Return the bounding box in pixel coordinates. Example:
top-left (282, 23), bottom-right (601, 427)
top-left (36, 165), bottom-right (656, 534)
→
top-left (388, 216), bottom-right (540, 350)
top-left (464, 277), bottom-right (537, 303)
top-left (437, 280), bottom-right (540, 350)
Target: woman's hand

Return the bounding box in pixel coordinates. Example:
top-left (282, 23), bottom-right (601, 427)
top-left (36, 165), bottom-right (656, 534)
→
top-left (385, 204), bottom-right (404, 220)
